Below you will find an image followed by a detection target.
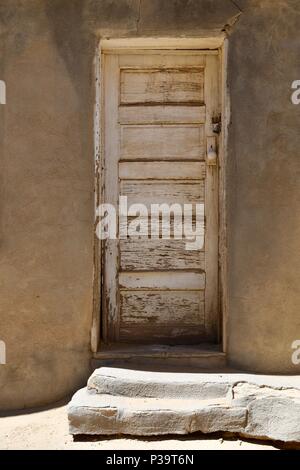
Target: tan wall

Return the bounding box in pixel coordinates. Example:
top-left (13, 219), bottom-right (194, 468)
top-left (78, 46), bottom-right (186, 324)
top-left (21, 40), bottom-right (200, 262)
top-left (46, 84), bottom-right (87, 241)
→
top-left (0, 0), bottom-right (300, 410)
top-left (227, 0), bottom-right (300, 373)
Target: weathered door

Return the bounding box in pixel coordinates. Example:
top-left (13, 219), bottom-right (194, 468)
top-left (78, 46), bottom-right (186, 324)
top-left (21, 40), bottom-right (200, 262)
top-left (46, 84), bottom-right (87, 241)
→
top-left (102, 50), bottom-right (219, 345)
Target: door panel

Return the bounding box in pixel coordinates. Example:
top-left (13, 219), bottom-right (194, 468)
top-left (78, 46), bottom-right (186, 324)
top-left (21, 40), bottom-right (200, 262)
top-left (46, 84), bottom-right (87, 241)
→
top-left (118, 105), bottom-right (206, 124)
top-left (120, 181), bottom-right (204, 208)
top-left (120, 239), bottom-right (205, 271)
top-left (119, 161), bottom-right (206, 180)
top-left (120, 125), bottom-right (205, 159)
top-left (120, 68), bottom-right (204, 104)
top-left (119, 290), bottom-right (205, 343)
top-left (119, 272), bottom-right (205, 290)
top-left (102, 51), bottom-right (219, 344)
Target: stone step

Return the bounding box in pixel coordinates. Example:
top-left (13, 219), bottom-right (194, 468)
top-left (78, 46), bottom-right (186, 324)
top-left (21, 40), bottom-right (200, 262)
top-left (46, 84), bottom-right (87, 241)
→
top-left (87, 367), bottom-right (233, 399)
top-left (68, 388), bottom-right (246, 436)
top-left (68, 370), bottom-right (300, 442)
top-left (87, 366), bottom-right (300, 400)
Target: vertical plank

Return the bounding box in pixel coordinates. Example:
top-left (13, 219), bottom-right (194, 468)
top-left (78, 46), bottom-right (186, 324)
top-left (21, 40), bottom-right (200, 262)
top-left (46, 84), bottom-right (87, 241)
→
top-left (91, 43), bottom-right (102, 352)
top-left (103, 54), bottom-right (120, 341)
top-left (220, 39), bottom-right (229, 353)
top-left (204, 54), bottom-right (220, 341)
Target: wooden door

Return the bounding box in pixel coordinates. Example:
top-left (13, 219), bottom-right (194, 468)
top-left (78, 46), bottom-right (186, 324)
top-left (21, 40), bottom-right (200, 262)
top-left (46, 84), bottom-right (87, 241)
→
top-left (102, 51), bottom-right (219, 345)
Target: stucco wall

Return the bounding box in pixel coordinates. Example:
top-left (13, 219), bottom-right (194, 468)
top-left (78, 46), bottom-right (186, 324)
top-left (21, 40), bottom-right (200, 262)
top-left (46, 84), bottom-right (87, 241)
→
top-left (0, 0), bottom-right (300, 410)
top-left (227, 0), bottom-right (300, 373)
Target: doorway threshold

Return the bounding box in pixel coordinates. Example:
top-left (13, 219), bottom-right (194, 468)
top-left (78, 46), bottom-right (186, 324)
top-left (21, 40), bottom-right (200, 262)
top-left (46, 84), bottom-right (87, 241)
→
top-left (92, 343), bottom-right (226, 371)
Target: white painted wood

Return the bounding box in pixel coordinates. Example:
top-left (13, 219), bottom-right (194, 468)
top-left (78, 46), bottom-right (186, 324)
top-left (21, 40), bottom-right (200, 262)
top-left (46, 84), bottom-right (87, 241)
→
top-left (91, 41), bottom-right (102, 353)
top-left (220, 39), bottom-right (229, 353)
top-left (121, 125), bottom-right (205, 160)
top-left (119, 216), bottom-right (201, 239)
top-left (100, 37), bottom-right (225, 51)
top-left (119, 272), bottom-right (205, 290)
top-left (119, 161), bottom-right (206, 180)
top-left (119, 105), bottom-right (206, 124)
top-left (120, 180), bottom-right (204, 208)
top-left (120, 290), bottom-right (205, 342)
top-left (120, 325), bottom-right (206, 343)
top-left (120, 68), bottom-right (204, 104)
top-left (119, 55), bottom-right (206, 68)
top-left (120, 238), bottom-right (205, 271)
top-left (101, 48), bottom-right (221, 346)
top-left (204, 54), bottom-right (220, 341)
top-left (120, 291), bottom-right (204, 323)
top-left (103, 54), bottom-right (120, 341)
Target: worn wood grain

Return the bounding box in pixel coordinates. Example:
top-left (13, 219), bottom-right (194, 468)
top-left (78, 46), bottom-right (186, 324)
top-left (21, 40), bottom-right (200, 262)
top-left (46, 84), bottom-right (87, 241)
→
top-left (120, 238), bottom-right (205, 271)
top-left (119, 53), bottom-right (206, 68)
top-left (119, 105), bottom-right (206, 125)
top-left (101, 49), bottom-right (220, 345)
top-left (120, 290), bottom-right (205, 343)
top-left (119, 161), bottom-right (206, 180)
top-left (120, 290), bottom-right (204, 323)
top-left (120, 125), bottom-right (204, 160)
top-left (121, 68), bottom-right (204, 104)
top-left (119, 271), bottom-right (205, 290)
top-left (119, 216), bottom-right (203, 239)
top-left (204, 54), bottom-right (220, 341)
top-left (103, 54), bottom-right (120, 341)
top-left (120, 180), bottom-right (204, 208)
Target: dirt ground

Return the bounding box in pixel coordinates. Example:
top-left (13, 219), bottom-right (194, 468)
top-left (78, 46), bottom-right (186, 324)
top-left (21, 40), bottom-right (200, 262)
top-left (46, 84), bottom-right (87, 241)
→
top-left (0, 398), bottom-right (280, 450)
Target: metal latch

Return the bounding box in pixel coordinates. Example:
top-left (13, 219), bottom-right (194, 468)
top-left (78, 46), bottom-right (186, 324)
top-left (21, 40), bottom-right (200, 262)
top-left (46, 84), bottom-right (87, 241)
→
top-left (212, 115), bottom-right (221, 134)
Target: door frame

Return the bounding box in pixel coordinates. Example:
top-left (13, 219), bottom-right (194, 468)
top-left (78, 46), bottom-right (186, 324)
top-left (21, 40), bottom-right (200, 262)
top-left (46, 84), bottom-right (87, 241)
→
top-left (91, 36), bottom-right (229, 354)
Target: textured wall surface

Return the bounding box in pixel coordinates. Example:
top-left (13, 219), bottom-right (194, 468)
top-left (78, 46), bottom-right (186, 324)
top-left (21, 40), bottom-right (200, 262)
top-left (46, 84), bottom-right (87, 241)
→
top-left (227, 0), bottom-right (300, 372)
top-left (0, 0), bottom-right (299, 410)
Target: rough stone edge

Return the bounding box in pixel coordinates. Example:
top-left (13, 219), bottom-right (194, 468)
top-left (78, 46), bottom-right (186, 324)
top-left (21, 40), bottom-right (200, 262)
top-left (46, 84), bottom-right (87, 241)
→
top-left (87, 368), bottom-right (300, 400)
top-left (68, 383), bottom-right (300, 443)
